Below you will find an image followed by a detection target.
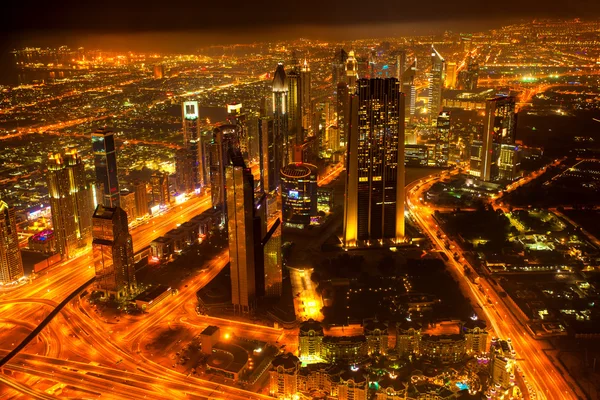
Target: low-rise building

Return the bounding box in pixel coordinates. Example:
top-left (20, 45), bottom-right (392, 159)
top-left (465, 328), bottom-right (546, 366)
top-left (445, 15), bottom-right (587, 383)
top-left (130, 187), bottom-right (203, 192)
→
top-left (321, 335), bottom-right (367, 363)
top-left (420, 334), bottom-right (466, 364)
top-left (364, 320), bottom-right (389, 356)
top-left (299, 319), bottom-right (324, 361)
top-left (269, 353), bottom-right (300, 398)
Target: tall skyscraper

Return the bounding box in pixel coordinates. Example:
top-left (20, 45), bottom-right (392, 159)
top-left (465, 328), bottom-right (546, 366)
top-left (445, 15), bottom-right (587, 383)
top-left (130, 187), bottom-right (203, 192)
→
top-left (434, 111), bottom-right (451, 166)
top-left (428, 46), bottom-right (445, 125)
top-left (345, 50), bottom-right (359, 93)
top-left (273, 62), bottom-right (289, 183)
top-left (92, 205), bottom-right (136, 299)
top-left (47, 149), bottom-right (93, 258)
top-left (287, 67), bottom-right (302, 162)
top-left (182, 101), bottom-right (205, 190)
top-left (258, 116), bottom-right (276, 193)
top-left (336, 82), bottom-right (349, 149)
top-left (0, 200), bottom-right (24, 284)
top-left (280, 163), bottom-right (318, 229)
top-left (262, 218), bottom-right (282, 298)
top-left (445, 62), bottom-right (458, 89)
top-left (209, 124), bottom-right (239, 210)
top-left (175, 148), bottom-right (194, 194)
top-left (470, 96), bottom-right (518, 181)
top-left (402, 59), bottom-right (417, 123)
top-left (343, 78), bottom-right (405, 248)
top-left (133, 181), bottom-right (148, 218)
top-left (300, 59), bottom-right (312, 135)
top-left (120, 190), bottom-right (137, 222)
top-left (396, 50), bottom-right (406, 82)
top-left (92, 128), bottom-right (120, 208)
top-left (151, 172), bottom-right (170, 207)
top-left (226, 151), bottom-right (256, 314)
top-left (332, 48), bottom-right (348, 91)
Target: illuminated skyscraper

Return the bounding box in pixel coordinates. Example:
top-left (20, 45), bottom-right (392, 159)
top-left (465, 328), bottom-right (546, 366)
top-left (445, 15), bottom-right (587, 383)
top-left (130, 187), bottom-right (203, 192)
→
top-left (47, 149), bottom-right (93, 258)
top-left (280, 163), bottom-right (318, 229)
top-left (343, 78), bottom-right (405, 247)
top-left (332, 48), bottom-right (348, 90)
top-left (0, 200), bottom-right (24, 284)
top-left (175, 148), bottom-right (194, 194)
top-left (402, 59), bottom-right (417, 122)
top-left (182, 101), bottom-right (205, 190)
top-left (92, 205), bottom-right (136, 299)
top-left (458, 58), bottom-right (479, 91)
top-left (336, 82), bottom-right (349, 149)
top-left (434, 111), bottom-right (451, 166)
top-left (226, 151), bottom-right (256, 314)
top-left (287, 67), bottom-right (302, 162)
top-left (300, 59), bottom-right (312, 134)
top-left (428, 46), bottom-right (445, 124)
top-left (261, 218), bottom-right (282, 297)
top-left (445, 62), bottom-right (457, 89)
top-left (272, 62), bottom-right (288, 182)
top-left (120, 190), bottom-right (137, 222)
top-left (92, 128), bottom-right (120, 207)
top-left (258, 116), bottom-right (276, 193)
top-left (151, 172), bottom-right (170, 207)
top-left (396, 50), bottom-right (406, 82)
top-left (470, 96), bottom-right (518, 181)
top-left (134, 181), bottom-right (148, 218)
top-left (489, 338), bottom-right (515, 391)
top-left (209, 124), bottom-right (239, 210)
top-left (345, 50), bottom-right (359, 93)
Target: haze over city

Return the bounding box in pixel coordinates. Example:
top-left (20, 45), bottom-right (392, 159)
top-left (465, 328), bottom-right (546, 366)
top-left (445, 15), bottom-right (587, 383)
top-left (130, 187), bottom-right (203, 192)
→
top-left (1, 2), bottom-right (600, 400)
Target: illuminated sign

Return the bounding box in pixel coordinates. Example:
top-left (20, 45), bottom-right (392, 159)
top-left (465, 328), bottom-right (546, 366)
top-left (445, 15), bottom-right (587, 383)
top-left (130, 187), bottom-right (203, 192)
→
top-left (289, 190), bottom-right (299, 200)
top-left (183, 101), bottom-right (199, 120)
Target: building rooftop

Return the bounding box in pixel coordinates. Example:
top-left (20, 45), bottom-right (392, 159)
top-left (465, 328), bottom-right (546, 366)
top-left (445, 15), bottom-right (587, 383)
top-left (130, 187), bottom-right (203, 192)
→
top-left (299, 318), bottom-right (324, 334)
top-left (201, 325), bottom-right (220, 337)
top-left (133, 284), bottom-right (170, 303)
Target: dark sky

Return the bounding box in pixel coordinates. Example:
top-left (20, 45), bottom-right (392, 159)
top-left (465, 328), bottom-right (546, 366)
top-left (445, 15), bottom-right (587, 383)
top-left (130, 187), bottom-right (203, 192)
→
top-left (3, 0), bottom-right (600, 50)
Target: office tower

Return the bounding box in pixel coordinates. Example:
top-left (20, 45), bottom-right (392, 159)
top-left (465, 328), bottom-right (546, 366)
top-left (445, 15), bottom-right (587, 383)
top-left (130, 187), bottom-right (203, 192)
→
top-left (0, 200), bottom-right (24, 284)
top-left (175, 148), bottom-right (194, 194)
top-left (182, 101), bottom-right (205, 190)
top-left (227, 103), bottom-right (251, 158)
top-left (47, 149), bottom-right (93, 259)
top-left (300, 59), bottom-right (312, 134)
top-left (489, 338), bottom-right (515, 390)
top-left (258, 116), bottom-right (276, 193)
top-left (120, 190), bottom-right (137, 222)
top-left (262, 218), bottom-right (282, 297)
top-left (428, 46), bottom-right (445, 125)
top-left (345, 51), bottom-right (359, 93)
top-left (151, 172), bottom-right (170, 207)
top-left (226, 151), bottom-right (256, 314)
top-left (92, 128), bottom-right (120, 207)
top-left (402, 59), bottom-right (417, 122)
top-left (280, 163), bottom-right (318, 229)
top-left (134, 181), bottom-right (148, 218)
top-left (153, 64), bottom-right (165, 79)
top-left (272, 62), bottom-right (289, 179)
top-left (434, 111), bottom-right (451, 166)
top-left (92, 205), bottom-right (136, 299)
top-left (343, 78), bottom-right (405, 248)
top-left (209, 124), bottom-right (239, 210)
top-left (287, 67), bottom-right (302, 162)
top-left (396, 50), bottom-right (406, 81)
top-left (470, 96), bottom-right (518, 181)
top-left (336, 82), bottom-right (349, 149)
top-left (332, 48), bottom-right (348, 90)
top-left (445, 61), bottom-right (457, 89)
top-left (464, 59), bottom-right (479, 91)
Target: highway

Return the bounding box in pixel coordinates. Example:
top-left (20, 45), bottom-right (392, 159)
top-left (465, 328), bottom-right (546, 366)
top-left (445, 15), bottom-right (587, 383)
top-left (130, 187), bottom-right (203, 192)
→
top-left (406, 169), bottom-right (582, 400)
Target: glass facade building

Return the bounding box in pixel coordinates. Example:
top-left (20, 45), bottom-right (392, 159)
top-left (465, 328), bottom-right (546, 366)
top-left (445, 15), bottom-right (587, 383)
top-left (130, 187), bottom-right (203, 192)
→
top-left (280, 163), bottom-right (318, 229)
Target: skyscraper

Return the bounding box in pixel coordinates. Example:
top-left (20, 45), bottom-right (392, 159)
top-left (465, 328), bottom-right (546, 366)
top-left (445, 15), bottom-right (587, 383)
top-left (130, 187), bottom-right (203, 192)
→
top-left (396, 50), bottom-right (406, 82)
top-left (470, 96), bottom-right (518, 181)
top-left (209, 124), bottom-right (239, 210)
top-left (92, 128), bottom-right (120, 208)
top-left (434, 111), bottom-right (451, 166)
top-left (287, 66), bottom-right (302, 162)
top-left (262, 218), bottom-right (282, 298)
top-left (120, 190), bottom-right (137, 222)
top-left (258, 116), bottom-right (276, 193)
top-left (226, 151), bottom-right (256, 314)
top-left (445, 62), bottom-right (457, 89)
top-left (280, 163), bottom-right (318, 229)
top-left (47, 149), bottom-right (93, 258)
top-left (175, 148), bottom-right (194, 194)
top-left (336, 82), bottom-right (349, 149)
top-left (402, 59), bottom-right (417, 122)
top-left (300, 59), bottom-right (312, 135)
top-left (182, 101), bottom-right (205, 191)
top-left (345, 50), bottom-right (359, 93)
top-left (343, 78), bottom-right (405, 247)
top-left (134, 181), bottom-right (148, 219)
top-left (428, 46), bottom-right (445, 125)
top-left (332, 48), bottom-right (348, 91)
top-left (92, 205), bottom-right (136, 299)
top-left (151, 172), bottom-right (170, 207)
top-left (272, 62), bottom-right (288, 182)
top-left (0, 200), bottom-right (24, 284)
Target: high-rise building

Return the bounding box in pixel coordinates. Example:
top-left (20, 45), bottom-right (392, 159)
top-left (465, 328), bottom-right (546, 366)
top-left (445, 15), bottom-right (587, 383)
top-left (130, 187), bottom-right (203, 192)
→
top-left (489, 338), bottom-right (516, 390)
top-left (134, 181), bottom-right (148, 218)
top-left (470, 96), bottom-right (518, 181)
top-left (273, 62), bottom-right (289, 175)
top-left (47, 149), bottom-right (93, 259)
top-left (92, 128), bottom-right (120, 207)
top-left (92, 205), bottom-right (136, 299)
top-left (209, 124), bottom-right (239, 210)
top-left (428, 46), bottom-right (445, 125)
top-left (258, 116), bottom-right (276, 193)
top-left (458, 58), bottom-right (479, 91)
top-left (227, 151), bottom-right (256, 314)
top-left (332, 48), bottom-right (348, 91)
top-left (175, 148), bottom-right (194, 194)
top-left (153, 64), bottom-right (165, 79)
top-left (445, 61), bottom-right (457, 89)
top-left (151, 172), bottom-right (170, 207)
top-left (0, 200), bottom-right (24, 284)
top-left (336, 82), bottom-right (349, 149)
top-left (345, 50), bottom-right (359, 93)
top-left (182, 101), bottom-right (205, 190)
top-left (300, 59), bottom-right (312, 135)
top-left (463, 319), bottom-right (489, 355)
top-left (280, 163), bottom-right (318, 229)
top-left (287, 67), bottom-right (302, 162)
top-left (343, 78), bottom-right (405, 248)
top-left (434, 111), bottom-right (451, 166)
top-left (120, 190), bottom-right (137, 222)
top-left (402, 59), bottom-right (417, 122)
top-left (396, 50), bottom-right (406, 82)
top-left (262, 218), bottom-right (282, 297)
